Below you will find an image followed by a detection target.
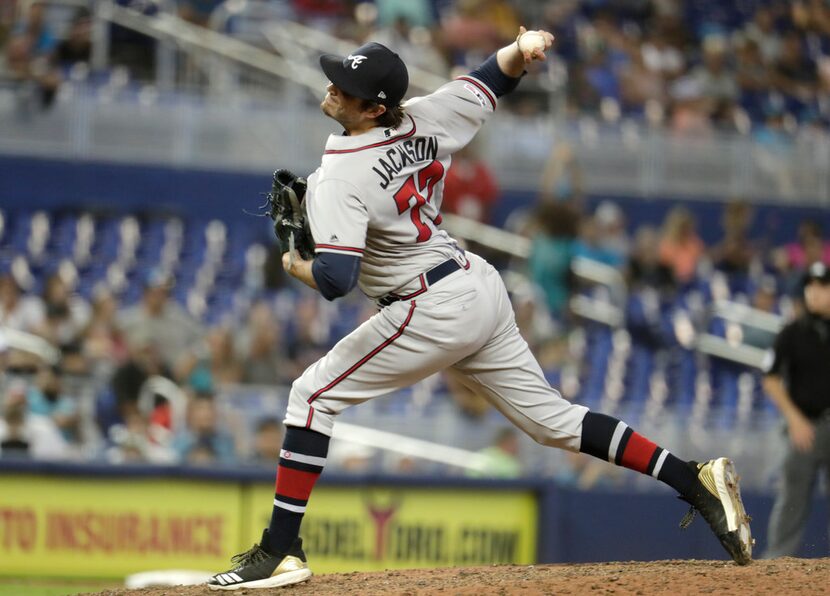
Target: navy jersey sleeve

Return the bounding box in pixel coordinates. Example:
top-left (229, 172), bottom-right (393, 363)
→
top-left (468, 53), bottom-right (523, 97)
top-left (312, 252), bottom-right (361, 300)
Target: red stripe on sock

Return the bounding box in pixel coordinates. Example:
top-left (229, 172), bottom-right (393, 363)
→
top-left (620, 432), bottom-right (658, 474)
top-left (275, 466), bottom-right (321, 501)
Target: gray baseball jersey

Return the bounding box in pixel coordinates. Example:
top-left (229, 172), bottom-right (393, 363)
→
top-left (305, 76), bottom-right (498, 298)
top-left (285, 76), bottom-right (588, 449)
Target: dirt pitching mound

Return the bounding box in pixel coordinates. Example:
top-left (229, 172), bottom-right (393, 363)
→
top-left (87, 557), bottom-right (829, 595)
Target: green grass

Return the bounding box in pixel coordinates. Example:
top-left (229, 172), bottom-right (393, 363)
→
top-left (0, 580), bottom-right (120, 596)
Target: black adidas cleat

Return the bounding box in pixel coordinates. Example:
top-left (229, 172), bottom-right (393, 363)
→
top-left (207, 529), bottom-right (311, 590)
top-left (679, 457), bottom-right (753, 565)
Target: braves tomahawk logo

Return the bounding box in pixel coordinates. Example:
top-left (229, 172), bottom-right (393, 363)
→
top-left (347, 54), bottom-right (368, 69)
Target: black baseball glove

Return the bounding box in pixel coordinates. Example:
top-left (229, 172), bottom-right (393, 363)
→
top-left (267, 169), bottom-right (315, 260)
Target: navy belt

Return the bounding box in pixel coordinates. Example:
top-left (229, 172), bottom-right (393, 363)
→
top-left (378, 258), bottom-right (463, 307)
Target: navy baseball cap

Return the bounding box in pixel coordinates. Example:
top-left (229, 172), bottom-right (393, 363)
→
top-left (804, 262), bottom-right (830, 286)
top-left (319, 42), bottom-right (409, 107)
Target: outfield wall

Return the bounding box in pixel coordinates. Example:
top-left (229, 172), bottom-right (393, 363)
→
top-left (0, 462), bottom-right (827, 578)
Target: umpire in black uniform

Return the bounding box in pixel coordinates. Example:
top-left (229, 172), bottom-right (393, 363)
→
top-left (762, 261), bottom-right (830, 557)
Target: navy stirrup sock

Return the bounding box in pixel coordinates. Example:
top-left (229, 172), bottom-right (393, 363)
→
top-left (267, 426), bottom-right (330, 554)
top-left (579, 412), bottom-right (697, 495)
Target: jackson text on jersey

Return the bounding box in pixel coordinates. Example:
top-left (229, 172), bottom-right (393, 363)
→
top-left (372, 136), bottom-right (438, 189)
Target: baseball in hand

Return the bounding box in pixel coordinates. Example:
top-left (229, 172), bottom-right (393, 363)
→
top-left (517, 29), bottom-right (553, 62)
top-left (518, 32), bottom-right (546, 53)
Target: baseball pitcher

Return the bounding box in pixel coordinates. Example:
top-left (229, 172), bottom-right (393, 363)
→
top-left (208, 28), bottom-right (752, 590)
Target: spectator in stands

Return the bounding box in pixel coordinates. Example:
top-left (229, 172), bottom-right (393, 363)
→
top-left (573, 213), bottom-right (625, 269)
top-left (773, 219), bottom-right (830, 297)
top-left (35, 272), bottom-right (90, 373)
top-left (585, 10), bottom-right (630, 71)
top-left (185, 437), bottom-right (221, 465)
top-left (791, 0), bottom-right (830, 36)
top-left (539, 1), bottom-right (581, 62)
top-left (0, 0), bottom-right (15, 39)
top-left (249, 417), bottom-right (284, 466)
top-left (783, 220), bottom-right (830, 269)
top-left (285, 294), bottom-right (332, 378)
top-left (106, 1), bottom-right (157, 81)
top-left (441, 142), bottom-right (499, 223)
top-left (538, 142), bottom-right (584, 208)
top-left (466, 427), bottom-right (522, 478)
top-left (688, 37), bottom-right (739, 107)
top-left (528, 202), bottom-right (579, 320)
top-left (762, 261), bottom-right (830, 558)
top-left (291, 0), bottom-right (348, 25)
top-left (236, 300), bottom-right (289, 385)
top-left (743, 6), bottom-right (783, 66)
top-left (572, 42), bottom-right (620, 113)
top-left (753, 101), bottom-right (797, 196)
top-left (658, 206), bottom-right (705, 285)
top-left (0, 379), bottom-right (67, 460)
top-left (375, 0), bottom-right (434, 29)
top-left (735, 38), bottom-right (772, 98)
top-left (0, 331), bottom-right (7, 373)
top-left (205, 325), bottom-right (243, 384)
top-left (104, 408), bottom-right (177, 464)
top-left (741, 277), bottom-right (780, 349)
top-left (711, 199), bottom-right (756, 275)
top-left (667, 76), bottom-right (713, 136)
top-left (0, 271), bottom-right (43, 333)
top-left (26, 364), bottom-right (78, 443)
top-left (82, 286), bottom-right (128, 376)
top-left (773, 32), bottom-right (819, 101)
top-left (171, 393), bottom-right (236, 464)
top-left (625, 226), bottom-right (675, 346)
top-left (585, 200), bottom-right (630, 268)
top-left (4, 0), bottom-right (60, 108)
top-left (117, 269), bottom-right (205, 373)
top-left (477, 0), bottom-right (522, 47)
top-left (620, 46), bottom-right (667, 113)
top-left (370, 14), bottom-right (449, 78)
top-left (640, 27), bottom-right (685, 80)
top-left (101, 339), bottom-right (172, 433)
top-left (177, 325), bottom-right (243, 390)
top-left (54, 8), bottom-right (91, 71)
top-left (439, 0), bottom-right (504, 66)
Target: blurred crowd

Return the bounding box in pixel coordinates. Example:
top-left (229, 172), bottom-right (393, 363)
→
top-left (0, 251), bottom-right (544, 477)
top-left (552, 0), bottom-right (830, 133)
top-left (0, 143), bottom-right (827, 482)
top-left (523, 142), bottom-right (827, 333)
top-left (0, 262), bottom-right (304, 466)
top-left (2, 0), bottom-right (829, 483)
top-left (1, 0), bottom-right (829, 133)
